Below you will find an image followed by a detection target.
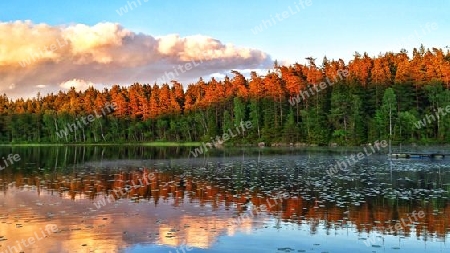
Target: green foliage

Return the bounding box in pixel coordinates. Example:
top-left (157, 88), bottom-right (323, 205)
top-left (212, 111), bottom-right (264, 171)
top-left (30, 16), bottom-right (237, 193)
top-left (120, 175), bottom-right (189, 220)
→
top-left (2, 78), bottom-right (450, 146)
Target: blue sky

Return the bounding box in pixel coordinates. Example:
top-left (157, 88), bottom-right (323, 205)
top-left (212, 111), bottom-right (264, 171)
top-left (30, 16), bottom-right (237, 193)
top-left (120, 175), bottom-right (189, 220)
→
top-left (0, 0), bottom-right (449, 98)
top-left (2, 0), bottom-right (448, 63)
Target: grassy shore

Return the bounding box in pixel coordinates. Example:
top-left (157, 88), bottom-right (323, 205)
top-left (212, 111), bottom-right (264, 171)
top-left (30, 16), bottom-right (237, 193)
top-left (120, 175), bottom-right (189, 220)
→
top-left (0, 142), bottom-right (202, 147)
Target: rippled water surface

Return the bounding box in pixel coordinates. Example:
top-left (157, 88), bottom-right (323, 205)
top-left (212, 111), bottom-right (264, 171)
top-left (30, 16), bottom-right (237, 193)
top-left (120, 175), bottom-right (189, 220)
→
top-left (0, 146), bottom-right (449, 253)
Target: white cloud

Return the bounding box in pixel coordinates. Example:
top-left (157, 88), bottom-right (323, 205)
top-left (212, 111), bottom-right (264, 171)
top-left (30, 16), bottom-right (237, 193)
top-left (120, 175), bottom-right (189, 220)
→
top-left (60, 79), bottom-right (95, 92)
top-left (209, 72), bottom-right (227, 79)
top-left (0, 21), bottom-right (272, 98)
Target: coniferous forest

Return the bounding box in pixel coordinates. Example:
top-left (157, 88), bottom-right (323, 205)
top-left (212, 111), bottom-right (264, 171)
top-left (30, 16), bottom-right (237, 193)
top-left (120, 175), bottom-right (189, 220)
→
top-left (1, 46), bottom-right (450, 145)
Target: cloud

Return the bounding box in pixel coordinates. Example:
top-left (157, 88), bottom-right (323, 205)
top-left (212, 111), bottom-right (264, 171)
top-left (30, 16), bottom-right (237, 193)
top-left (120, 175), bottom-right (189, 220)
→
top-left (0, 21), bottom-right (272, 98)
top-left (206, 68), bottom-right (271, 81)
top-left (60, 79), bottom-right (95, 91)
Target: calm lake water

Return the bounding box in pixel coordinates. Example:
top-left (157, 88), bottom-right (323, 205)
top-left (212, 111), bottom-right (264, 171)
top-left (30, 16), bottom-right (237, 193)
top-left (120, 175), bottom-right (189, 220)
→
top-left (0, 146), bottom-right (449, 253)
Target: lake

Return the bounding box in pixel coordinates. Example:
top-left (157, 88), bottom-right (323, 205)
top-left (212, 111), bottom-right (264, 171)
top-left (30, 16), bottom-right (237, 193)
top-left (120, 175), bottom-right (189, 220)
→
top-left (0, 145), bottom-right (449, 253)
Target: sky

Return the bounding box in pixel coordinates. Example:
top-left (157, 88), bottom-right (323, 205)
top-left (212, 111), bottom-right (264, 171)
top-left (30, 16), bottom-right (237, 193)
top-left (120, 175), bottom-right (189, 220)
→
top-left (0, 0), bottom-right (449, 99)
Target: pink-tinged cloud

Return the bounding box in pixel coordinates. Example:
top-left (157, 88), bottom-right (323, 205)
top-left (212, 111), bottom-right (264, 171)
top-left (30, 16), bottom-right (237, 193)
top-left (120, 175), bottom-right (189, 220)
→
top-left (0, 21), bottom-right (272, 99)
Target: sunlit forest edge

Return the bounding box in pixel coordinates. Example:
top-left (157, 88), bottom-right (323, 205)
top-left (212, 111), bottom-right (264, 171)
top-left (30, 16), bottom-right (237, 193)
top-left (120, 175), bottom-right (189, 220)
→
top-left (1, 45), bottom-right (450, 145)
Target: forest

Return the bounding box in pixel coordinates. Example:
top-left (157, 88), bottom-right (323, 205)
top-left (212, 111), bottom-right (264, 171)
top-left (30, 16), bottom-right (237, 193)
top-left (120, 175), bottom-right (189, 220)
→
top-left (1, 45), bottom-right (450, 145)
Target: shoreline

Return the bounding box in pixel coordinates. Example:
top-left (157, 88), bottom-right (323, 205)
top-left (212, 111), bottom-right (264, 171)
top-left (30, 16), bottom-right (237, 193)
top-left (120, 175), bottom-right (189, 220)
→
top-left (0, 142), bottom-right (201, 147)
top-left (0, 142), bottom-right (448, 149)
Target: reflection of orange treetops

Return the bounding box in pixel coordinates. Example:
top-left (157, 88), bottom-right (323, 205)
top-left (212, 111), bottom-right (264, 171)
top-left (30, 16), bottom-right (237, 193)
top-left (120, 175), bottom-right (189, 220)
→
top-left (6, 170), bottom-right (450, 238)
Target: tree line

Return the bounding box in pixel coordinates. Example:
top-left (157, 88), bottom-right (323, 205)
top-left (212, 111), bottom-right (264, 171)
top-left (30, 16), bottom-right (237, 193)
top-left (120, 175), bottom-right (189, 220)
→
top-left (1, 45), bottom-right (450, 145)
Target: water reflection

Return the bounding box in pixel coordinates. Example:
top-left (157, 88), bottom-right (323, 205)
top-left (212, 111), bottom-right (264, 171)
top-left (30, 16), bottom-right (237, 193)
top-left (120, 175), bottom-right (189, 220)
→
top-left (0, 146), bottom-right (449, 252)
